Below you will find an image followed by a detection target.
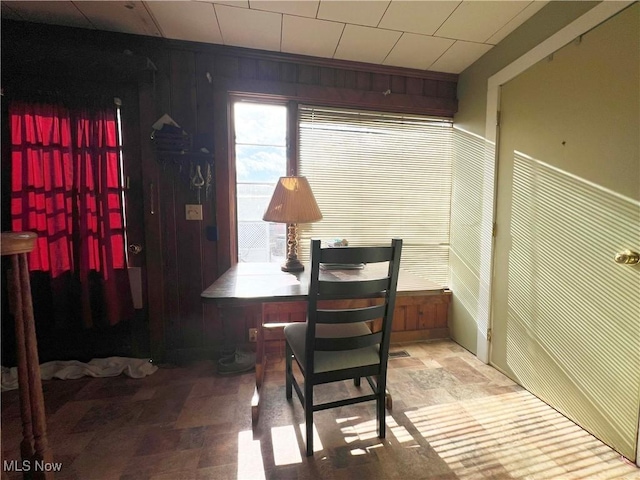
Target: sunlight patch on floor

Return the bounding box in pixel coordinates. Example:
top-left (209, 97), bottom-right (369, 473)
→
top-left (297, 422), bottom-right (324, 453)
top-left (271, 425), bottom-right (302, 466)
top-left (388, 415), bottom-right (413, 444)
top-left (404, 390), bottom-right (635, 480)
top-left (237, 430), bottom-right (265, 480)
top-left (337, 415), bottom-right (360, 443)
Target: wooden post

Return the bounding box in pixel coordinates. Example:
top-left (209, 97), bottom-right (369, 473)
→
top-left (2, 232), bottom-right (54, 479)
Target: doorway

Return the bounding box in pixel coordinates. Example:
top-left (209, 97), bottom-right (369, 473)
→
top-left (490, 4), bottom-right (639, 461)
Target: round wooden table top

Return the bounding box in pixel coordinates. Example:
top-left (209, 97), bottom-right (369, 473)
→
top-left (1, 231), bottom-right (37, 256)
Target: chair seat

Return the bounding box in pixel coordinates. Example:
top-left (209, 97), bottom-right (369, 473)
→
top-left (284, 322), bottom-right (380, 374)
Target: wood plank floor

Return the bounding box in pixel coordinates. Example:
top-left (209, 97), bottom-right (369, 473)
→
top-left (2, 339), bottom-right (638, 479)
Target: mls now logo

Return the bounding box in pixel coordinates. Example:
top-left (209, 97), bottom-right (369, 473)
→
top-left (3, 459), bottom-right (63, 473)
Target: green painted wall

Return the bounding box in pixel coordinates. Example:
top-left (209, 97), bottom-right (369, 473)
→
top-left (449, 1), bottom-right (600, 353)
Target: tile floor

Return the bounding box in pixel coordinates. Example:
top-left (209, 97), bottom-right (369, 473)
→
top-left (2, 339), bottom-right (639, 479)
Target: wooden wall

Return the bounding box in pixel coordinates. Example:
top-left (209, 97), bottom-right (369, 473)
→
top-left (2, 20), bottom-right (458, 362)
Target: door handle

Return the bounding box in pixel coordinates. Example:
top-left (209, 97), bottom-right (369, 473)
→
top-left (128, 244), bottom-right (143, 255)
top-left (614, 250), bottom-right (639, 265)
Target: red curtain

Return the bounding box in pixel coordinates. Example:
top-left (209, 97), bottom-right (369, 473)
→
top-left (10, 100), bottom-right (133, 328)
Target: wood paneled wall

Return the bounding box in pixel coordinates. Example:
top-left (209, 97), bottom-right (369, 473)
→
top-left (260, 293), bottom-right (452, 353)
top-left (2, 20), bottom-right (457, 362)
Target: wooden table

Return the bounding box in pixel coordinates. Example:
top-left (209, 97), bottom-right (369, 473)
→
top-left (2, 232), bottom-right (54, 479)
top-left (201, 262), bottom-right (444, 426)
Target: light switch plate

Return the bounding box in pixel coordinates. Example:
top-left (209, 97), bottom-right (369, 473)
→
top-left (185, 204), bottom-right (203, 221)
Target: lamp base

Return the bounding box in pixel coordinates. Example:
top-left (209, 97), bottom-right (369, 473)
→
top-left (281, 223), bottom-right (304, 272)
top-left (281, 257), bottom-right (304, 272)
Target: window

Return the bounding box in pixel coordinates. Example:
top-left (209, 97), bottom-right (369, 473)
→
top-left (298, 106), bottom-right (453, 287)
top-left (233, 101), bottom-right (288, 263)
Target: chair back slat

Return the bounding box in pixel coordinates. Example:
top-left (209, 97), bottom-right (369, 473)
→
top-left (320, 246), bottom-right (393, 264)
top-left (316, 304), bottom-right (386, 324)
top-left (318, 278), bottom-right (389, 297)
top-left (315, 332), bottom-right (383, 351)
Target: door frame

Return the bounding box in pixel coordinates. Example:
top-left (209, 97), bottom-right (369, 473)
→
top-left (476, 0), bottom-right (633, 363)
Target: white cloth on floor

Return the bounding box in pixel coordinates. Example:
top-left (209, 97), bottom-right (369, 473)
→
top-left (1, 357), bottom-right (158, 391)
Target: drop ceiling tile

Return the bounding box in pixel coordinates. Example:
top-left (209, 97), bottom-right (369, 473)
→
top-left (383, 33), bottom-right (454, 70)
top-left (146, 1), bottom-right (222, 44)
top-left (74, 1), bottom-right (161, 36)
top-left (486, 1), bottom-right (548, 45)
top-left (215, 4), bottom-right (282, 51)
top-left (1, 0), bottom-right (551, 76)
top-left (435, 1), bottom-right (529, 43)
top-left (196, 0), bottom-right (248, 7)
top-left (282, 15), bottom-right (344, 58)
top-left (379, 1), bottom-right (460, 36)
top-left (0, 2), bottom-right (21, 20)
top-left (250, 0), bottom-right (319, 18)
top-left (317, 0), bottom-right (390, 27)
top-left (334, 24), bottom-right (401, 64)
top-left (429, 40), bottom-right (492, 74)
top-left (2, 0), bottom-right (92, 28)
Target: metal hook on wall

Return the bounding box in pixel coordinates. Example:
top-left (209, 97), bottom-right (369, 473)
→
top-left (191, 164), bottom-right (206, 203)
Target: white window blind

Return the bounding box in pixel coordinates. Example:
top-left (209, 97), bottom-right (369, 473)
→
top-left (298, 106), bottom-right (453, 287)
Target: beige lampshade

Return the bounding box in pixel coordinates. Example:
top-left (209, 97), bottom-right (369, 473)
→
top-left (263, 176), bottom-right (323, 224)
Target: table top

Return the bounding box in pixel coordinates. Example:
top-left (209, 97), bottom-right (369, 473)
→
top-left (201, 262), bottom-right (444, 304)
top-left (1, 232), bottom-right (37, 256)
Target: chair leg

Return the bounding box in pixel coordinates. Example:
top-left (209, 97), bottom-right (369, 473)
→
top-left (304, 381), bottom-right (313, 456)
top-left (377, 395), bottom-right (386, 439)
top-left (353, 377), bottom-right (361, 387)
top-left (377, 377), bottom-right (386, 439)
top-left (285, 342), bottom-right (292, 400)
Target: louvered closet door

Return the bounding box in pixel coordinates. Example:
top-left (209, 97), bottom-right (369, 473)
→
top-left (490, 5), bottom-right (639, 461)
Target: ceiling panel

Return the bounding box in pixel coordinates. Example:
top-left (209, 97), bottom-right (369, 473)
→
top-left (1, 0), bottom-right (92, 28)
top-left (73, 1), bottom-right (161, 37)
top-left (435, 1), bottom-right (530, 43)
top-left (214, 3), bottom-right (281, 51)
top-left (378, 1), bottom-right (460, 36)
top-left (250, 0), bottom-right (318, 18)
top-left (429, 40), bottom-right (492, 74)
top-left (1, 0), bottom-right (557, 75)
top-left (0, 3), bottom-right (20, 20)
top-left (146, 1), bottom-right (222, 44)
top-left (196, 0), bottom-right (248, 7)
top-left (317, 0), bottom-right (390, 27)
top-left (282, 15), bottom-right (344, 59)
top-left (334, 24), bottom-right (401, 64)
top-left (384, 33), bottom-right (454, 70)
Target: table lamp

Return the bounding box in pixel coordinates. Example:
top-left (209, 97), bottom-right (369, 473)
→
top-left (263, 176), bottom-right (322, 272)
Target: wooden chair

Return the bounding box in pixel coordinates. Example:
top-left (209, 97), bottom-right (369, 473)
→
top-left (284, 238), bottom-right (402, 456)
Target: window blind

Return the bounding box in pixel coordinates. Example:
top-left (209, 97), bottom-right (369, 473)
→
top-left (298, 106), bottom-right (453, 287)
